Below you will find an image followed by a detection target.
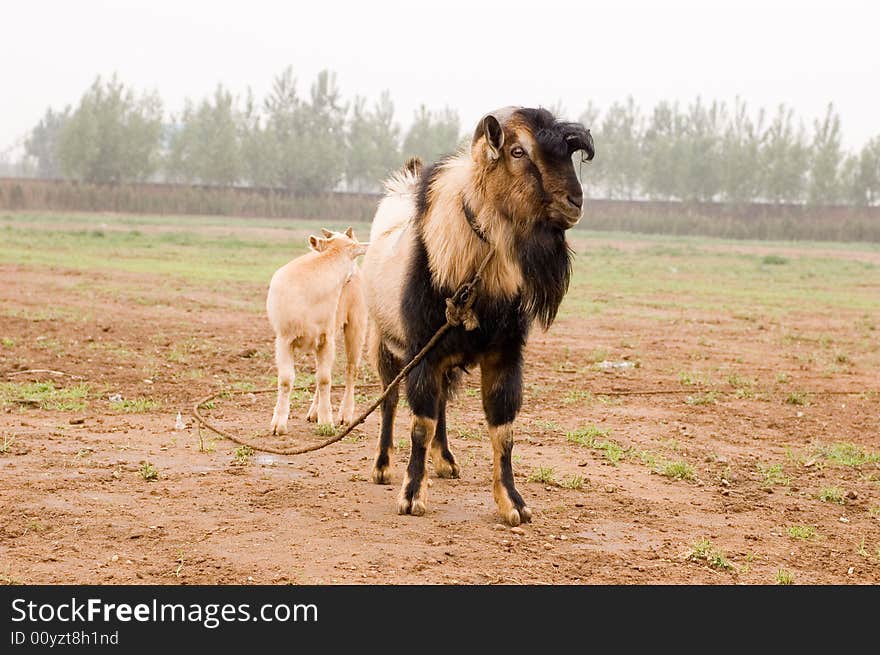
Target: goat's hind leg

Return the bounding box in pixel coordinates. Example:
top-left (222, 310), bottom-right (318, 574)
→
top-left (398, 359), bottom-right (439, 516)
top-left (271, 336), bottom-right (296, 435)
top-left (337, 309), bottom-right (366, 425)
top-left (314, 332), bottom-right (335, 425)
top-left (430, 395), bottom-right (460, 479)
top-left (306, 389), bottom-right (319, 422)
top-left (371, 338), bottom-right (401, 484)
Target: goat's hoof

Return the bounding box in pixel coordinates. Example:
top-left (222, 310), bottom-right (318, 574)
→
top-left (305, 414), bottom-right (316, 423)
top-left (397, 496), bottom-right (426, 516)
top-left (270, 420), bottom-right (288, 435)
top-left (434, 458), bottom-right (460, 479)
top-left (371, 466), bottom-right (392, 485)
top-left (504, 505), bottom-right (532, 526)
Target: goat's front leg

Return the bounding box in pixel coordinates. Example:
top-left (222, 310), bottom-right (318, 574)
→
top-left (313, 333), bottom-right (335, 426)
top-left (398, 360), bottom-right (439, 516)
top-left (481, 351), bottom-right (531, 526)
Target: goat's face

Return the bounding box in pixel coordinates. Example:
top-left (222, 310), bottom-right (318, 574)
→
top-left (472, 107), bottom-right (594, 230)
top-left (309, 226), bottom-right (368, 259)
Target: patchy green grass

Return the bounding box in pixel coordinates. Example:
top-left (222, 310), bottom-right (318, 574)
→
top-left (314, 423), bottom-right (336, 437)
top-left (563, 389), bottom-right (594, 405)
top-left (567, 427), bottom-right (695, 480)
top-left (139, 462), bottom-right (158, 481)
top-left (775, 569), bottom-right (795, 585)
top-left (662, 460), bottom-right (695, 481)
top-left (814, 442), bottom-right (880, 467)
top-left (1, 337), bottom-right (14, 347)
top-left (110, 397), bottom-right (160, 413)
top-left (8, 217), bottom-right (878, 324)
top-left (818, 486), bottom-right (845, 504)
top-left (685, 391), bottom-right (717, 406)
top-left (761, 254), bottom-right (789, 266)
top-left (560, 474), bottom-right (586, 490)
top-left (455, 428), bottom-right (483, 441)
top-left (678, 370), bottom-right (704, 386)
top-left (689, 538), bottom-right (734, 571)
top-left (594, 439), bottom-right (626, 465)
top-left (566, 425), bottom-right (611, 447)
top-left (0, 381), bottom-right (90, 411)
top-left (0, 435), bottom-right (16, 453)
top-left (0, 570), bottom-right (22, 585)
top-left (788, 525), bottom-right (817, 540)
top-left (533, 419), bottom-right (560, 432)
top-left (785, 391), bottom-right (809, 406)
top-left (758, 463), bottom-right (790, 488)
top-left (528, 467), bottom-right (556, 484)
top-left (233, 445), bottom-right (254, 464)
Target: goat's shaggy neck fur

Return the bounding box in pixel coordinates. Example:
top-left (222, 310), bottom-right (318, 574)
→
top-left (416, 151), bottom-right (572, 330)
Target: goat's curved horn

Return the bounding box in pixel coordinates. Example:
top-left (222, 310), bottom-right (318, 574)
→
top-left (566, 126), bottom-right (595, 161)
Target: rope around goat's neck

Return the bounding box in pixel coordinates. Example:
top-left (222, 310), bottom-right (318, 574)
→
top-left (192, 248), bottom-right (496, 456)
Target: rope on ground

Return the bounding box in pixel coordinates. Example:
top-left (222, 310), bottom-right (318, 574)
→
top-left (193, 381), bottom-right (875, 456)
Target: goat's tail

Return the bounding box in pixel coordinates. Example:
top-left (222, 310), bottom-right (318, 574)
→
top-left (383, 156), bottom-right (422, 196)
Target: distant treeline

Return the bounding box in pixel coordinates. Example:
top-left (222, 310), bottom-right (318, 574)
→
top-left (4, 177), bottom-right (879, 242)
top-left (15, 70), bottom-right (880, 205)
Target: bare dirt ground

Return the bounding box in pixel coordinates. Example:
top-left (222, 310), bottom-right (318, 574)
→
top-left (2, 238), bottom-right (879, 585)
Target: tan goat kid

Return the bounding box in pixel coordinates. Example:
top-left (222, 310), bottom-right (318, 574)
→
top-left (266, 227), bottom-right (367, 434)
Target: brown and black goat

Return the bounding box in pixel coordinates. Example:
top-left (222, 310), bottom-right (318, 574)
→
top-left (361, 107), bottom-right (594, 525)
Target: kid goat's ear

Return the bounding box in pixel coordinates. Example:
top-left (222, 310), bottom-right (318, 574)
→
top-left (308, 235), bottom-right (328, 252)
top-left (320, 228), bottom-right (333, 238)
top-left (345, 226), bottom-right (354, 239)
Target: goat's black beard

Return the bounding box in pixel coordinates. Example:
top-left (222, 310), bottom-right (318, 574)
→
top-left (516, 220), bottom-right (572, 330)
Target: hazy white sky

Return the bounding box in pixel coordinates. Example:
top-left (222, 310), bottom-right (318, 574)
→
top-left (2, 0), bottom-right (878, 154)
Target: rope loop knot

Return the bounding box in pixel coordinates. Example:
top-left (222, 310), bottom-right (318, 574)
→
top-left (445, 276), bottom-right (482, 331)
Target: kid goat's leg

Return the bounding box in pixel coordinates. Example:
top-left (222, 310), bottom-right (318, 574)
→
top-left (337, 311), bottom-right (366, 425)
top-left (314, 332), bottom-right (335, 425)
top-left (270, 336), bottom-right (295, 435)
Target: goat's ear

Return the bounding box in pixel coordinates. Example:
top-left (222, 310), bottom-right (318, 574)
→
top-left (482, 115), bottom-right (505, 160)
top-left (308, 235), bottom-right (328, 252)
top-left (320, 228), bottom-right (333, 238)
top-left (344, 226), bottom-right (354, 239)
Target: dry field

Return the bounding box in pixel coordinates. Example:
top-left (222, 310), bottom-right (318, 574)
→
top-left (1, 211), bottom-right (879, 584)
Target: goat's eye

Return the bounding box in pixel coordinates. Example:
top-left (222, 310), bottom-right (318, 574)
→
top-left (510, 146), bottom-right (525, 159)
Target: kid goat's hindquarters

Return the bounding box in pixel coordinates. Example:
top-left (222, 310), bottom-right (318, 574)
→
top-left (266, 227), bottom-right (367, 434)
